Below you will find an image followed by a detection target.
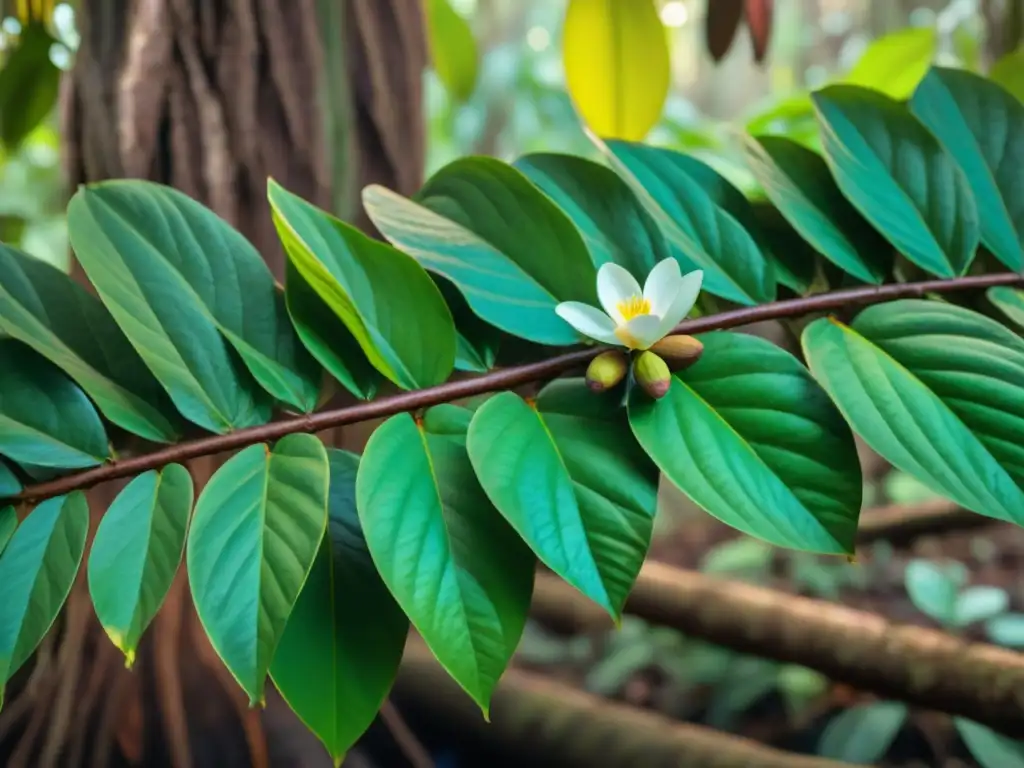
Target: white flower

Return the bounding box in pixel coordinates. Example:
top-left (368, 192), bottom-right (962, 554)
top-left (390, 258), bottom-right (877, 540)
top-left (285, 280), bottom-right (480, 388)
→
top-left (555, 259), bottom-right (703, 350)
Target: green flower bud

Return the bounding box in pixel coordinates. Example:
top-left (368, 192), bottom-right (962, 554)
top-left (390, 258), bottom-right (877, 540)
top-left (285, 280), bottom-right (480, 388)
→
top-left (649, 334), bottom-right (704, 371)
top-left (586, 350), bottom-right (629, 392)
top-left (634, 351), bottom-right (671, 399)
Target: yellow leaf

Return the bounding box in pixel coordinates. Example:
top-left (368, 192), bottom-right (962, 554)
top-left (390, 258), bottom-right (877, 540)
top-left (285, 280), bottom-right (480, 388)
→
top-left (562, 0), bottom-right (670, 141)
top-left (423, 0), bottom-right (478, 102)
top-left (990, 46), bottom-right (1024, 105)
top-left (842, 27), bottom-right (937, 99)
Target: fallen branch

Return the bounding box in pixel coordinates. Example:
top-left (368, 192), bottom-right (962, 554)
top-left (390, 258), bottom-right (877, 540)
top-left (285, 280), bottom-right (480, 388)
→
top-left (856, 499), bottom-right (992, 545)
top-left (530, 562), bottom-right (1024, 739)
top-left (13, 271), bottom-right (1023, 506)
top-left (394, 639), bottom-right (859, 768)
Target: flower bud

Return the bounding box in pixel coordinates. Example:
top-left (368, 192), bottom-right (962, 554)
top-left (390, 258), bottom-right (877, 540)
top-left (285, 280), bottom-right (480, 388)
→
top-left (585, 350), bottom-right (629, 392)
top-left (633, 351), bottom-right (671, 399)
top-left (649, 334), bottom-right (704, 372)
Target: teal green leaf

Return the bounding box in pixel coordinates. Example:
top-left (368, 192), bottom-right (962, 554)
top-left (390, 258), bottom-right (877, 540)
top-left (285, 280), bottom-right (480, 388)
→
top-left (598, 138), bottom-right (775, 305)
top-left (66, 184), bottom-right (271, 433)
top-left (744, 135), bottom-right (890, 283)
top-left (362, 157), bottom-right (598, 346)
top-left (513, 152), bottom-right (670, 281)
top-left (0, 492), bottom-right (88, 708)
top-left (0, 507), bottom-right (15, 556)
top-left (0, 243), bottom-right (180, 442)
top-left (272, 450), bottom-right (408, 762)
top-left (467, 382), bottom-right (659, 617)
top-left (988, 287), bottom-right (1024, 330)
top-left (270, 179), bottom-right (455, 389)
top-left (811, 85), bottom-right (979, 277)
top-left (817, 702), bottom-right (908, 763)
top-left (0, 461), bottom-right (21, 500)
top-left (990, 46), bottom-right (1024, 104)
top-left (437, 278), bottom-right (501, 373)
top-left (802, 301), bottom-right (1024, 526)
top-left (0, 341), bottom-right (109, 470)
top-left (955, 718), bottom-right (1024, 768)
top-left (355, 407), bottom-right (534, 713)
top-left (68, 180), bottom-right (319, 412)
top-left (88, 465), bottom-right (194, 665)
top-left (910, 67), bottom-right (1024, 270)
top-left (749, 203), bottom-right (819, 294)
top-left (284, 262), bottom-right (381, 400)
top-left (629, 332), bottom-right (861, 554)
top-left (187, 434), bottom-right (329, 705)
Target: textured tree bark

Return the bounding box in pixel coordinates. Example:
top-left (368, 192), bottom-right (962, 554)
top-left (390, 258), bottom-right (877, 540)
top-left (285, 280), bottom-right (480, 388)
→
top-left (0, 2), bottom-right (427, 766)
top-left (531, 562), bottom-right (1024, 739)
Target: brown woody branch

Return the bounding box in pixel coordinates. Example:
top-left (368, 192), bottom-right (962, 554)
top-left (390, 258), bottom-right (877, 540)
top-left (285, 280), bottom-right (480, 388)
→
top-left (530, 562), bottom-right (1024, 739)
top-left (12, 270), bottom-right (1023, 505)
top-left (394, 639), bottom-right (860, 768)
top-left (857, 499), bottom-right (994, 545)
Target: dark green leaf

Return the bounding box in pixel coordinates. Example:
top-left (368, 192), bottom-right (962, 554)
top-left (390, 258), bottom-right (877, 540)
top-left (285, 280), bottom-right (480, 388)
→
top-left (0, 492), bottom-right (89, 708)
top-left (363, 157), bottom-right (597, 346)
top-left (954, 718), bottom-right (1024, 768)
top-left (0, 461), bottom-right (21, 500)
top-left (811, 85), bottom-right (979, 277)
top-left (514, 152), bottom-right (670, 281)
top-left (270, 179), bottom-right (456, 389)
top-left (88, 465), bottom-right (194, 665)
top-left (187, 434), bottom-right (329, 705)
top-left (744, 135), bottom-right (890, 283)
top-left (272, 450), bottom-right (408, 762)
top-left (596, 138), bottom-right (775, 305)
top-left (67, 184), bottom-right (272, 433)
top-left (356, 407), bottom-right (534, 713)
top-left (0, 243), bottom-right (180, 442)
top-left (0, 507), bottom-right (15, 556)
top-left (803, 301), bottom-right (1024, 526)
top-left (910, 67), bottom-right (1024, 270)
top-left (0, 341), bottom-right (109, 470)
top-left (284, 261), bottom-right (381, 400)
top-left (437, 278), bottom-right (501, 373)
top-left (817, 702), bottom-right (908, 762)
top-left (749, 203), bottom-right (818, 295)
top-left (630, 332), bottom-right (861, 554)
top-left (0, 23), bottom-right (60, 149)
top-left (468, 382), bottom-right (659, 617)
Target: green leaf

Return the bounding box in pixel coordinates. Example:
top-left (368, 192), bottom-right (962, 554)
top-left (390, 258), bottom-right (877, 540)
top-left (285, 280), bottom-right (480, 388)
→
top-left (562, 0), bottom-right (669, 141)
top-left (817, 701), bottom-right (908, 763)
top-left (904, 559), bottom-right (961, 624)
top-left (749, 203), bottom-right (820, 295)
top-left (802, 301), bottom-right (1024, 526)
top-left (0, 341), bottom-right (109, 470)
top-left (812, 85), bottom-right (980, 278)
top-left (629, 332), bottom-right (861, 554)
top-left (272, 450), bottom-right (408, 762)
top-left (743, 135), bottom-right (890, 283)
top-left (88, 465), bottom-right (194, 665)
top-left (954, 586), bottom-right (1009, 627)
top-left (424, 0), bottom-right (478, 101)
top-left (0, 507), bottom-right (15, 556)
top-left (467, 381), bottom-right (659, 617)
top-left (187, 434), bottom-right (329, 705)
top-left (989, 287), bottom-right (1024, 330)
top-left (66, 184), bottom-right (271, 433)
top-left (355, 407), bottom-right (534, 713)
top-left (0, 23), bottom-right (61, 150)
top-left (0, 461), bottom-right (22, 500)
top-left (0, 243), bottom-right (180, 442)
top-left (842, 26), bottom-right (936, 98)
top-left (284, 262), bottom-right (381, 400)
top-left (437, 278), bottom-right (502, 374)
top-left (986, 613), bottom-right (1024, 647)
top-left (954, 718), bottom-right (1024, 768)
top-left (990, 46), bottom-right (1024, 104)
top-left (363, 157), bottom-right (597, 346)
top-left (0, 492), bottom-right (89, 708)
top-left (910, 67), bottom-right (1024, 270)
top-left (270, 179), bottom-right (455, 389)
top-left (597, 138), bottom-right (775, 305)
top-left (514, 152), bottom-right (670, 282)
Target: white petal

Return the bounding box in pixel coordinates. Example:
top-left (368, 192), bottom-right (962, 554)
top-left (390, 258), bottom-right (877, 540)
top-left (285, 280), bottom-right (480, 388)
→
top-left (617, 315), bottom-right (664, 350)
top-left (597, 263), bottom-right (643, 322)
top-left (655, 270), bottom-right (704, 338)
top-left (555, 302), bottom-right (623, 346)
top-left (643, 258), bottom-right (682, 316)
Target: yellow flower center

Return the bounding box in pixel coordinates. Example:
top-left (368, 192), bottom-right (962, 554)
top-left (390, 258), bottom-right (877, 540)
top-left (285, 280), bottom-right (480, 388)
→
top-left (617, 295), bottom-right (651, 321)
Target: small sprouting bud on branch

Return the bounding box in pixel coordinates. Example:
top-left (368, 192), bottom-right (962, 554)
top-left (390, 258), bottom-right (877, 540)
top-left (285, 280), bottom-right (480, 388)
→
top-left (586, 350), bottom-right (629, 392)
top-left (633, 351), bottom-right (671, 399)
top-left (649, 334), bottom-right (704, 371)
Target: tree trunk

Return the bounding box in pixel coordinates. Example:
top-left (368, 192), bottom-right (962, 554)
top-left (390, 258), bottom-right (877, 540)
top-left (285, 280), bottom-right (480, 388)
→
top-left (0, 2), bottom-right (427, 765)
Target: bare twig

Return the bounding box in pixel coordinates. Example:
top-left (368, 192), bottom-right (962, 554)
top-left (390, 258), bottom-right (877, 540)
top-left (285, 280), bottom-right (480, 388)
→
top-left (530, 562), bottom-right (1024, 739)
top-left (12, 271), bottom-right (1023, 506)
top-left (857, 499), bottom-right (994, 545)
top-left (379, 699), bottom-right (435, 768)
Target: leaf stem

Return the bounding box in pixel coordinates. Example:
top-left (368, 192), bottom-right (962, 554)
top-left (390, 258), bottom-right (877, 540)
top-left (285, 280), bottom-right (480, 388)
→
top-left (12, 270), bottom-right (1022, 505)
